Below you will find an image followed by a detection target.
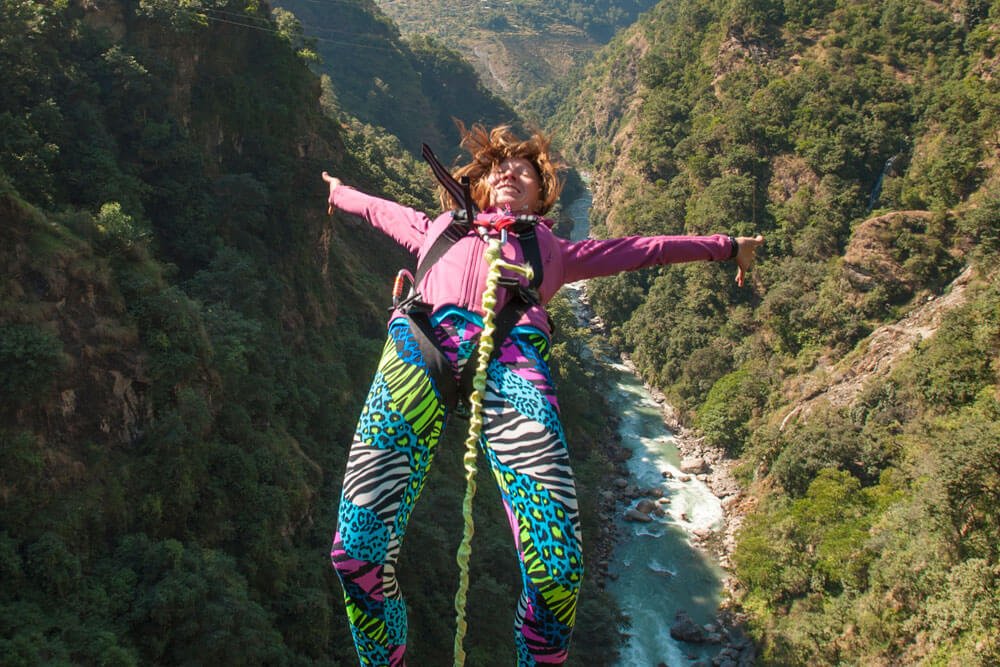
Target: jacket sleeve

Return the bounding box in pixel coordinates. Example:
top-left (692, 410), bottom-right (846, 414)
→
top-left (557, 234), bottom-right (732, 284)
top-left (330, 186), bottom-right (430, 254)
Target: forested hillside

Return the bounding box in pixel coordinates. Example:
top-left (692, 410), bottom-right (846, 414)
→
top-left (373, 0), bottom-right (658, 104)
top-left (273, 0), bottom-right (521, 158)
top-left (549, 0), bottom-right (1000, 664)
top-left (0, 1), bottom-right (621, 664)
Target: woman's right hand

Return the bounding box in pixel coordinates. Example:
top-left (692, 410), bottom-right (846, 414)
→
top-left (322, 172), bottom-right (342, 215)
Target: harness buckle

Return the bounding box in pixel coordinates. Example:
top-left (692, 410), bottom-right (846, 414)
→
top-left (497, 276), bottom-right (521, 289)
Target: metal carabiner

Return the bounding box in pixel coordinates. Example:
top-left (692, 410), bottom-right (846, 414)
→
top-left (392, 269), bottom-right (415, 308)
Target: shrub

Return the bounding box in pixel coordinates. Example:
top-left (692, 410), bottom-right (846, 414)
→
top-left (0, 324), bottom-right (63, 403)
top-left (97, 202), bottom-right (150, 254)
top-left (696, 365), bottom-right (771, 455)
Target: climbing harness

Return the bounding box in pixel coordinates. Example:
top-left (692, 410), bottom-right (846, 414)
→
top-left (395, 207), bottom-right (545, 415)
top-left (397, 146), bottom-right (547, 418)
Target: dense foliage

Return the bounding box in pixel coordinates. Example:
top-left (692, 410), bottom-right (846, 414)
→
top-left (550, 0), bottom-right (1000, 663)
top-left (0, 1), bottom-right (622, 665)
top-left (274, 0), bottom-right (521, 159)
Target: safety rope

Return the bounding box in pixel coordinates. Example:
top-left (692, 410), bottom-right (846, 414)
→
top-left (453, 231), bottom-right (533, 667)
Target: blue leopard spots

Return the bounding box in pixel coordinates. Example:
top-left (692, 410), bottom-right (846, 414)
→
top-left (339, 499), bottom-right (390, 564)
top-left (385, 597), bottom-right (408, 646)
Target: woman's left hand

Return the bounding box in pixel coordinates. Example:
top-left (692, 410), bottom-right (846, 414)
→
top-left (734, 235), bottom-right (765, 287)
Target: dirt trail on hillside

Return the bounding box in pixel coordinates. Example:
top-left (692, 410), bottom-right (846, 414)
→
top-left (781, 265), bottom-right (976, 429)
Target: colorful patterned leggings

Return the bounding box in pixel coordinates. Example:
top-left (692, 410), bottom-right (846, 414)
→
top-left (331, 314), bottom-right (583, 666)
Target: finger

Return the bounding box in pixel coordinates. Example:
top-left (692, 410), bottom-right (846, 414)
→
top-left (327, 203), bottom-right (333, 216)
top-left (736, 266), bottom-right (745, 287)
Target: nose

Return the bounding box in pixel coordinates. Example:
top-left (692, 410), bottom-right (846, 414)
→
top-left (492, 166), bottom-right (512, 182)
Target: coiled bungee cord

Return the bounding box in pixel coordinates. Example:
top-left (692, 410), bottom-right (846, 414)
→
top-left (453, 229), bottom-right (533, 667)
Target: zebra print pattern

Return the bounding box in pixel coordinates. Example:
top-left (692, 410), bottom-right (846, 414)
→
top-left (332, 314), bottom-right (583, 666)
top-left (482, 355), bottom-right (583, 663)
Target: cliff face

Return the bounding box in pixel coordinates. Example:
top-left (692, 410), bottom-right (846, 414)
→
top-left (2, 189), bottom-right (150, 463)
top-left (2, 0), bottom-right (361, 448)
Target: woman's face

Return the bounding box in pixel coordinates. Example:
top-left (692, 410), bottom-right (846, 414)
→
top-left (486, 157), bottom-right (542, 214)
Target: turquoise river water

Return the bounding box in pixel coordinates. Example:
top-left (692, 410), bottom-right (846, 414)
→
top-left (565, 187), bottom-right (726, 666)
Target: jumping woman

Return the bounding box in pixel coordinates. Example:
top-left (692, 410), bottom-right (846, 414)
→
top-left (323, 124), bottom-right (763, 667)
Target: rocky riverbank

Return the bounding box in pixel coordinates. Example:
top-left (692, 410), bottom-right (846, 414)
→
top-left (614, 353), bottom-right (757, 667)
top-left (619, 355), bottom-right (749, 571)
top-left (588, 405), bottom-right (758, 667)
top-left (573, 290), bottom-right (748, 580)
top-left (574, 291), bottom-right (755, 666)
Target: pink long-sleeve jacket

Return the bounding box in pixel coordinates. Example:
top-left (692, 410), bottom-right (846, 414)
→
top-left (331, 186), bottom-right (733, 338)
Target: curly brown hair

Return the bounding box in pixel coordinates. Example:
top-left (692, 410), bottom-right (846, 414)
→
top-left (438, 122), bottom-right (565, 215)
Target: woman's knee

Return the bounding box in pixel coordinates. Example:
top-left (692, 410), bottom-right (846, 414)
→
top-left (330, 497), bottom-right (392, 576)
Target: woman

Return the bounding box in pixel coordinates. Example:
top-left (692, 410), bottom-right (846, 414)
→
top-left (324, 124), bottom-right (763, 667)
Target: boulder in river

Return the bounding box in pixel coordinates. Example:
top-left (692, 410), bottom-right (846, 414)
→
top-left (634, 498), bottom-right (657, 514)
top-left (669, 610), bottom-right (706, 643)
top-left (624, 508), bottom-right (653, 523)
top-left (680, 457), bottom-right (709, 474)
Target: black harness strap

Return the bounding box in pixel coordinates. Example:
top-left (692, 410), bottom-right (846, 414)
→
top-left (406, 307), bottom-right (460, 411)
top-left (461, 176), bottom-right (475, 230)
top-left (413, 211), bottom-right (470, 289)
top-left (512, 216), bottom-right (544, 290)
top-left (422, 143), bottom-right (468, 211)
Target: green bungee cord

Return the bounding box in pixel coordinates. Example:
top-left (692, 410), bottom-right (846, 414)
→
top-left (453, 230), bottom-right (534, 667)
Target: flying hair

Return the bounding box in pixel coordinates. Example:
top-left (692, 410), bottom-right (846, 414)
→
top-left (440, 122), bottom-right (565, 215)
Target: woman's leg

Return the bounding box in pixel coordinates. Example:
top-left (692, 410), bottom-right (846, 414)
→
top-left (480, 331), bottom-right (584, 666)
top-left (331, 320), bottom-right (448, 666)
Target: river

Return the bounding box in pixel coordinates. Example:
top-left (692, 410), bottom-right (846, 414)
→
top-left (564, 185), bottom-right (727, 666)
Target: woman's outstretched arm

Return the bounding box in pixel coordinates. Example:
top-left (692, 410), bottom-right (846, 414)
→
top-left (322, 171), bottom-right (431, 254)
top-left (558, 233), bottom-right (763, 286)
